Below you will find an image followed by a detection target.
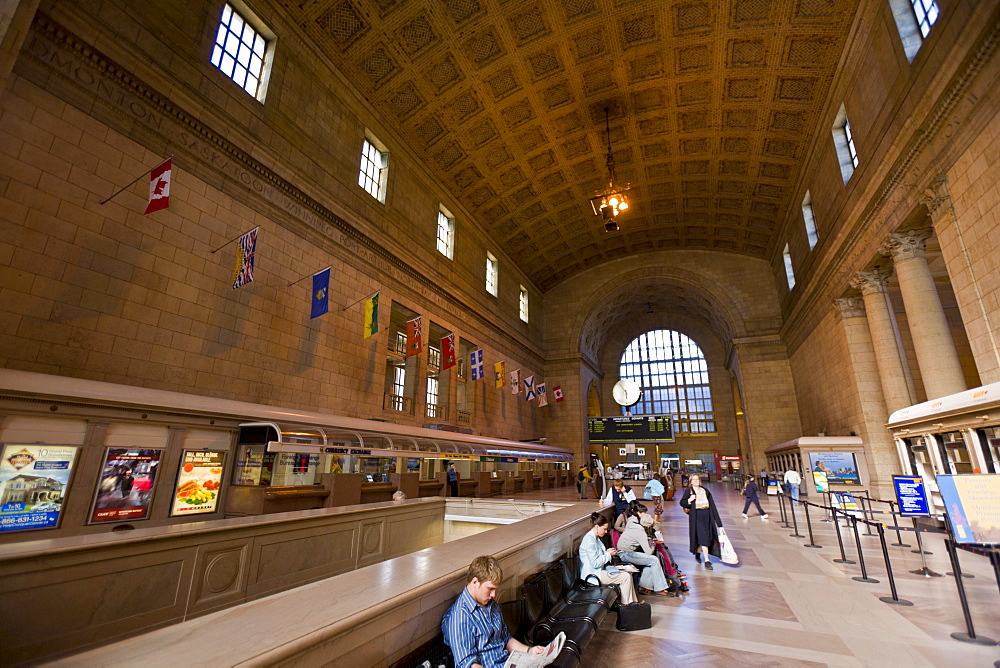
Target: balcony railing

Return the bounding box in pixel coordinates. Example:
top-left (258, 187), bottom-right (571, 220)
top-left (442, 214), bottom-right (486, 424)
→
top-left (383, 393), bottom-right (413, 414)
top-left (388, 332), bottom-right (407, 356)
top-left (425, 403), bottom-right (447, 420)
top-left (456, 409), bottom-right (473, 425)
top-left (428, 347), bottom-right (441, 370)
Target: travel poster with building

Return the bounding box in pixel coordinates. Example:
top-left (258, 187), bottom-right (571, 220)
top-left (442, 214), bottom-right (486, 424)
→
top-left (171, 450), bottom-right (226, 516)
top-left (0, 444), bottom-right (79, 533)
top-left (808, 452), bottom-right (861, 485)
top-left (937, 474), bottom-right (1000, 545)
top-left (90, 448), bottom-right (163, 523)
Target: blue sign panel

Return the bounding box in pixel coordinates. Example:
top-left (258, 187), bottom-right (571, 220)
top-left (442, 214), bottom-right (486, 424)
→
top-left (892, 475), bottom-right (930, 517)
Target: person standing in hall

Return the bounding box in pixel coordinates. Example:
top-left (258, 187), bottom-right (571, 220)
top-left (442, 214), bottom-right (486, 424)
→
top-left (783, 468), bottom-right (802, 505)
top-left (741, 476), bottom-right (768, 519)
top-left (448, 463), bottom-right (459, 497)
top-left (678, 474), bottom-right (723, 570)
top-left (578, 464), bottom-right (594, 500)
top-left (441, 555), bottom-right (544, 668)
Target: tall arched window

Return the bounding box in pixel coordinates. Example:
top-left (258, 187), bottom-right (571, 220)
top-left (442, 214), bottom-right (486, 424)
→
top-left (619, 330), bottom-right (716, 434)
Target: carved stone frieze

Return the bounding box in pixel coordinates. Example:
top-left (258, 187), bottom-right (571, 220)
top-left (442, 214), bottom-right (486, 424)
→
top-left (920, 174), bottom-right (951, 222)
top-left (832, 296), bottom-right (865, 320)
top-left (879, 228), bottom-right (933, 262)
top-left (849, 268), bottom-right (892, 296)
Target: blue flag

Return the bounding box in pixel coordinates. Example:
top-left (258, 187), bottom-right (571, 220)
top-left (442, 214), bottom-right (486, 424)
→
top-left (470, 349), bottom-right (484, 381)
top-left (311, 267), bottom-right (331, 319)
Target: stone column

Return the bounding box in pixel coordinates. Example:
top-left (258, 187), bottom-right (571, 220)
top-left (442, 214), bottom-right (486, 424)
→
top-left (1, 0), bottom-right (43, 93)
top-left (849, 269), bottom-right (915, 413)
top-left (832, 297), bottom-right (897, 496)
top-left (880, 228), bottom-right (966, 399)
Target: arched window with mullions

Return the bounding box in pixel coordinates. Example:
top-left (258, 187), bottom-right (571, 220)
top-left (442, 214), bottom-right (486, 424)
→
top-left (619, 330), bottom-right (716, 434)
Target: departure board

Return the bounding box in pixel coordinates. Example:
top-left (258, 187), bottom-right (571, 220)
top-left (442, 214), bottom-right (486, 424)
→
top-left (587, 415), bottom-right (674, 443)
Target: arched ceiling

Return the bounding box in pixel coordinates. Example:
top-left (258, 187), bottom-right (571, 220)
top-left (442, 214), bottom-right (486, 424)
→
top-left (287, 0), bottom-right (861, 291)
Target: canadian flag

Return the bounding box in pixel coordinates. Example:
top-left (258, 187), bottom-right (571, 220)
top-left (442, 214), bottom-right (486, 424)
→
top-left (144, 158), bottom-right (172, 214)
top-left (553, 386), bottom-right (564, 402)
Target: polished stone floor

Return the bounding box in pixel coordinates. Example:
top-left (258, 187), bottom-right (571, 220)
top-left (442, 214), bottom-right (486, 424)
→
top-left (506, 480), bottom-right (1000, 667)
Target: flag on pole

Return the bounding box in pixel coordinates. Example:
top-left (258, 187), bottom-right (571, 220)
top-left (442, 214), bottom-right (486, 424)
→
top-left (553, 386), bottom-right (564, 402)
top-left (310, 267), bottom-right (331, 319)
top-left (536, 383), bottom-right (547, 407)
top-left (144, 158), bottom-right (172, 214)
top-left (232, 226), bottom-right (259, 289)
top-left (524, 375), bottom-right (536, 401)
top-left (470, 349), bottom-right (484, 381)
top-left (441, 333), bottom-right (456, 369)
top-left (494, 361), bottom-right (506, 388)
top-left (510, 369), bottom-right (521, 394)
top-left (363, 292), bottom-right (379, 338)
top-left (406, 317), bottom-right (423, 356)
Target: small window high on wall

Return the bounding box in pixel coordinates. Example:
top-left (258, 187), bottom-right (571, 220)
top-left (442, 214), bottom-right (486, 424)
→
top-left (832, 104), bottom-right (858, 184)
top-left (889, 0), bottom-right (940, 62)
top-left (211, 3), bottom-right (274, 101)
top-left (619, 330), bottom-right (715, 434)
top-left (359, 136), bottom-right (389, 202)
top-left (802, 191), bottom-right (818, 250)
top-left (486, 252), bottom-right (498, 296)
top-left (783, 243), bottom-right (795, 290)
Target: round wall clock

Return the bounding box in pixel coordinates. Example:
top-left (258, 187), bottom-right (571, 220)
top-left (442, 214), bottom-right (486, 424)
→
top-left (612, 379), bottom-right (641, 406)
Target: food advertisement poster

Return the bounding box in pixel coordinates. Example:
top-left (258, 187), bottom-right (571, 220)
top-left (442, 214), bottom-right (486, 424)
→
top-left (171, 450), bottom-right (225, 516)
top-left (90, 448), bottom-right (163, 523)
top-left (807, 452), bottom-right (861, 485)
top-left (937, 474), bottom-right (1000, 545)
top-left (0, 444), bottom-right (79, 533)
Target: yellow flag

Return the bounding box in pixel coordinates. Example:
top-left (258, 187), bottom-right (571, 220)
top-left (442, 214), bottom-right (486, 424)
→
top-left (494, 361), bottom-right (506, 388)
top-left (363, 292), bottom-right (379, 338)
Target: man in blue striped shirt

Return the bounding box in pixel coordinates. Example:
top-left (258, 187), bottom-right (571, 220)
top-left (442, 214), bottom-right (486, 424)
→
top-left (442, 556), bottom-right (544, 668)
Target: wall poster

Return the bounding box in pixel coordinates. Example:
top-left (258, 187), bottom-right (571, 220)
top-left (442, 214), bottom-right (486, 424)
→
top-left (0, 444), bottom-right (79, 533)
top-left (937, 474), bottom-right (1000, 545)
top-left (171, 450), bottom-right (226, 516)
top-left (808, 452), bottom-right (861, 485)
top-left (90, 448), bottom-right (163, 523)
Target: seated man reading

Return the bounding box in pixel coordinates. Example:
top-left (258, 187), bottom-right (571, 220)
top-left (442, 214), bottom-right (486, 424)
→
top-left (442, 555), bottom-right (545, 668)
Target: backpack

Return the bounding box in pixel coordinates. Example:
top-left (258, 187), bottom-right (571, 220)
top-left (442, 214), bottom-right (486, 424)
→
top-left (577, 470), bottom-right (585, 482)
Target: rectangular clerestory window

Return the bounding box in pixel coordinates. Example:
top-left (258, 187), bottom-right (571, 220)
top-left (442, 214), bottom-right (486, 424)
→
top-left (436, 207), bottom-right (455, 259)
top-left (211, 3), bottom-right (274, 101)
top-left (486, 252), bottom-right (499, 296)
top-left (832, 105), bottom-right (859, 185)
top-left (802, 191), bottom-right (818, 250)
top-left (783, 243), bottom-right (795, 290)
top-left (519, 285), bottom-right (529, 323)
top-left (359, 136), bottom-right (389, 202)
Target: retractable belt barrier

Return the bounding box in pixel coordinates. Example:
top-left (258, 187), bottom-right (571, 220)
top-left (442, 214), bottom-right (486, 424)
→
top-left (773, 490), bottom-right (999, 647)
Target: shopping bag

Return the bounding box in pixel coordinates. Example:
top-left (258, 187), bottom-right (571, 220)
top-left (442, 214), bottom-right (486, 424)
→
top-left (718, 527), bottom-right (738, 565)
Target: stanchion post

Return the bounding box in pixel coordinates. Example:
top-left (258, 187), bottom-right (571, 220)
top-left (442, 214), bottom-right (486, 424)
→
top-left (908, 519), bottom-right (942, 577)
top-left (859, 493), bottom-right (875, 536)
top-left (911, 518), bottom-right (932, 555)
top-left (821, 490), bottom-right (834, 522)
top-left (944, 538), bottom-right (998, 646)
top-left (991, 549), bottom-right (1000, 595)
top-left (876, 523), bottom-right (912, 606)
top-left (850, 517), bottom-right (879, 583)
top-left (803, 502), bottom-right (821, 548)
top-left (888, 500), bottom-right (910, 548)
top-left (778, 491), bottom-right (790, 528)
top-left (831, 505), bottom-right (855, 564)
top-left (788, 495), bottom-right (804, 538)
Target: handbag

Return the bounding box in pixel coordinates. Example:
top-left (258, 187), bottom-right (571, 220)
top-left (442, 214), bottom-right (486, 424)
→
top-left (718, 527), bottom-right (738, 565)
top-left (683, 506), bottom-right (690, 514)
top-left (615, 601), bottom-right (652, 631)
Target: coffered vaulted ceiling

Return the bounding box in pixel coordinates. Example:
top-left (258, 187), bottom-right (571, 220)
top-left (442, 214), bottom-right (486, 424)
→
top-left (285, 0), bottom-right (861, 291)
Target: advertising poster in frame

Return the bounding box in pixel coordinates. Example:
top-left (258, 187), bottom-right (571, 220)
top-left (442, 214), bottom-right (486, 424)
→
top-left (90, 447), bottom-right (163, 523)
top-left (171, 450), bottom-right (226, 516)
top-left (937, 474), bottom-right (1000, 545)
top-left (0, 444), bottom-right (79, 533)
top-left (808, 452), bottom-right (861, 485)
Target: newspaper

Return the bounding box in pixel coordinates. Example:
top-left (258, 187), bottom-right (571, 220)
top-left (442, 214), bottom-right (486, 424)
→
top-left (503, 631), bottom-right (566, 668)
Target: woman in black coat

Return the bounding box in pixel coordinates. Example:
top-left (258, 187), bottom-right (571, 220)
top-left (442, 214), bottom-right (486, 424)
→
top-left (677, 474), bottom-right (723, 570)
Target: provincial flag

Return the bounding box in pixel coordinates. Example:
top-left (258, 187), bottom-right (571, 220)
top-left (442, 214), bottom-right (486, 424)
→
top-left (406, 316), bottom-right (423, 356)
top-left (494, 361), bottom-right (506, 388)
top-left (441, 333), bottom-right (456, 369)
top-left (510, 369), bottom-right (521, 394)
top-left (310, 266), bottom-right (331, 319)
top-left (524, 375), bottom-right (536, 401)
top-left (232, 226), bottom-right (259, 289)
top-left (363, 292), bottom-right (379, 338)
top-left (470, 349), bottom-right (484, 381)
top-left (536, 383), bottom-right (548, 407)
top-left (144, 158), bottom-right (172, 214)
top-left (553, 386), bottom-right (564, 402)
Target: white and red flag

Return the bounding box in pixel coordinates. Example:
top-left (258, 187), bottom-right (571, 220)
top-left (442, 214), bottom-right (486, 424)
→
top-left (144, 158), bottom-right (172, 214)
top-left (553, 386), bottom-right (564, 402)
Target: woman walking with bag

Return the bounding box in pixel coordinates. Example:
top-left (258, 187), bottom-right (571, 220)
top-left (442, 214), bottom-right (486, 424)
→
top-left (678, 474), bottom-right (723, 570)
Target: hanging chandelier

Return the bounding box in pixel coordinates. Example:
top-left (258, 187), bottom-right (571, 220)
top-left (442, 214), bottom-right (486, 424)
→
top-left (589, 107), bottom-right (630, 232)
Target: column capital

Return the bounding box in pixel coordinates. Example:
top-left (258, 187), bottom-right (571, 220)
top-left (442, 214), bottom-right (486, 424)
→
top-left (832, 296), bottom-right (866, 320)
top-left (849, 267), bottom-right (892, 296)
top-left (879, 228), bottom-right (934, 262)
top-left (920, 174), bottom-right (951, 222)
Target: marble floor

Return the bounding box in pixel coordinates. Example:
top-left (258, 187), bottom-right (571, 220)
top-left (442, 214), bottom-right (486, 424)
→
top-left (504, 481), bottom-right (1000, 667)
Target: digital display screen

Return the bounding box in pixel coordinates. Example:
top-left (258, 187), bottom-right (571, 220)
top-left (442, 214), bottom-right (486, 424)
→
top-left (587, 416), bottom-right (674, 443)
